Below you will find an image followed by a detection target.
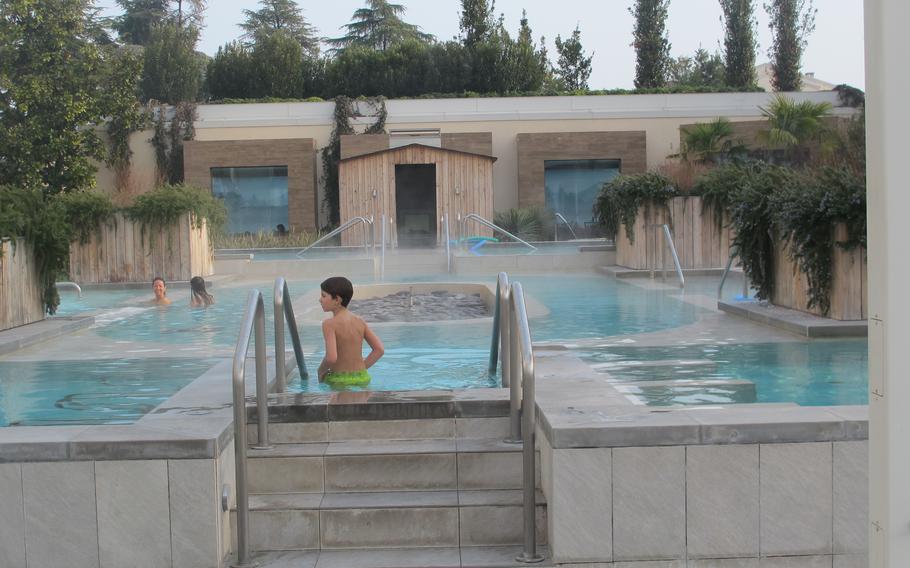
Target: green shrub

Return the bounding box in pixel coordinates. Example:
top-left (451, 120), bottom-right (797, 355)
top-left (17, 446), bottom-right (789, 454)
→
top-left (125, 183), bottom-right (226, 237)
top-left (493, 207), bottom-right (553, 242)
top-left (593, 172), bottom-right (677, 242)
top-left (58, 191), bottom-right (116, 245)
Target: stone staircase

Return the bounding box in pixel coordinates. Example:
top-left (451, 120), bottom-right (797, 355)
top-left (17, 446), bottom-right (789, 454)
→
top-left (232, 412), bottom-right (548, 568)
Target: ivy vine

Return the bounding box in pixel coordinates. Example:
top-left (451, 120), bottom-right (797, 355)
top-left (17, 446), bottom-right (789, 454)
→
top-left (126, 184), bottom-right (226, 248)
top-left (593, 172), bottom-right (678, 243)
top-left (321, 95), bottom-right (387, 227)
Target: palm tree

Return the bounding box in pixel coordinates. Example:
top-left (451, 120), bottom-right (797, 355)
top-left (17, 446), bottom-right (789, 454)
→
top-left (676, 117), bottom-right (748, 164)
top-left (328, 0), bottom-right (434, 52)
top-left (759, 95), bottom-right (832, 148)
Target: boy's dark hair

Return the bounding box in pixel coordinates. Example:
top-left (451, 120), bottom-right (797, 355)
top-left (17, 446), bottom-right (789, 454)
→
top-left (321, 276), bottom-right (354, 307)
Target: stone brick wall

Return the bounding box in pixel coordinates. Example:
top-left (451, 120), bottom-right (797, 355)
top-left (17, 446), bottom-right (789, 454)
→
top-left (441, 132), bottom-right (493, 156)
top-left (183, 139), bottom-right (318, 232)
top-left (516, 131), bottom-right (647, 208)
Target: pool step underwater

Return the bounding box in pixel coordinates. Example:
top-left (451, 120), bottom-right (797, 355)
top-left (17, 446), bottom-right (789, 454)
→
top-left (612, 378), bottom-right (758, 405)
top-left (238, 416), bottom-right (547, 555)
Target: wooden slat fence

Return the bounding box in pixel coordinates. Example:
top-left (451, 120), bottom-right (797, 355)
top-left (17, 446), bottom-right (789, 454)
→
top-left (1, 239), bottom-right (45, 331)
top-left (771, 224), bottom-right (867, 321)
top-left (69, 213), bottom-right (213, 284)
top-left (616, 196), bottom-right (733, 270)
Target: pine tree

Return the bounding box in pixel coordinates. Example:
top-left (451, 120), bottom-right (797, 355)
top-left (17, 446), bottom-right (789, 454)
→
top-left (240, 0), bottom-right (320, 56)
top-left (459, 0), bottom-right (495, 48)
top-left (329, 0), bottom-right (433, 52)
top-left (630, 0), bottom-right (671, 89)
top-left (555, 25), bottom-right (593, 91)
top-left (140, 23), bottom-right (204, 103)
top-left (720, 0), bottom-right (758, 88)
top-left (112, 0), bottom-right (170, 45)
top-left (764, 0), bottom-right (816, 91)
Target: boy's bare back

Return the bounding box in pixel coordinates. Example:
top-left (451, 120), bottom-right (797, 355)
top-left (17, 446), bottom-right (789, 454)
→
top-left (322, 311), bottom-right (370, 373)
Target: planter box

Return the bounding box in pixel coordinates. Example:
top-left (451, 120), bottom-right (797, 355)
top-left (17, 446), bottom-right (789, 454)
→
top-left (772, 224), bottom-right (867, 321)
top-left (616, 196), bottom-right (733, 270)
top-left (1, 239), bottom-right (45, 331)
top-left (69, 213), bottom-right (213, 284)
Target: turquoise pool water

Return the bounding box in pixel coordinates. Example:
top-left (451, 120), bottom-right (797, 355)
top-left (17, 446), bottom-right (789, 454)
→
top-left (0, 358), bottom-right (216, 426)
top-left (3, 273), bottom-right (869, 425)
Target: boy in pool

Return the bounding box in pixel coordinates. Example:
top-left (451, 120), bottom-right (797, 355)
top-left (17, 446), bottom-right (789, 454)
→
top-left (317, 276), bottom-right (384, 387)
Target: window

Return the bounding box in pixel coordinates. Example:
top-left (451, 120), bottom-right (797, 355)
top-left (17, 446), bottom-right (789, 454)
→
top-left (544, 159), bottom-right (621, 226)
top-left (211, 166), bottom-right (288, 234)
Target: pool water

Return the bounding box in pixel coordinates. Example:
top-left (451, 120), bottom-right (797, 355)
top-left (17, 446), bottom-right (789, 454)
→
top-left (579, 340), bottom-right (868, 406)
top-left (0, 358), bottom-right (216, 426)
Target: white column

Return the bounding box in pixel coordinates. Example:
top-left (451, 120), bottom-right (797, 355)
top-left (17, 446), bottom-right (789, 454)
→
top-left (865, 1), bottom-right (910, 566)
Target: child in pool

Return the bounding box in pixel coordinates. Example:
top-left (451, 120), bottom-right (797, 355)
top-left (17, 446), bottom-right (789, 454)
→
top-left (317, 276), bottom-right (384, 387)
top-left (189, 276), bottom-right (215, 307)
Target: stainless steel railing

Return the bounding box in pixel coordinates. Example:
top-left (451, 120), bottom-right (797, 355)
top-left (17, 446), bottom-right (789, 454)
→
top-left (461, 213), bottom-right (537, 252)
top-left (273, 277), bottom-right (308, 395)
top-left (553, 212), bottom-right (578, 241)
top-left (295, 216), bottom-right (374, 258)
top-left (55, 281), bottom-right (83, 297)
top-left (489, 273), bottom-right (520, 442)
top-left (509, 281), bottom-right (544, 564)
top-left (231, 290), bottom-right (270, 568)
top-left (718, 247), bottom-right (750, 300)
top-left (648, 224), bottom-right (685, 288)
top-left (380, 214), bottom-right (387, 280)
top-left (443, 213), bottom-right (453, 273)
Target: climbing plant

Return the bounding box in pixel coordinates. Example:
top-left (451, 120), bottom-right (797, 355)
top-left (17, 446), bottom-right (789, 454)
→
top-left (320, 95), bottom-right (387, 226)
top-left (593, 172), bottom-right (677, 242)
top-left (125, 183), bottom-right (225, 245)
top-left (150, 101), bottom-right (198, 184)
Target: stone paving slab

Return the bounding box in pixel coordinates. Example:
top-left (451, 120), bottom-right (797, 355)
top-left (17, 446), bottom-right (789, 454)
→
top-left (0, 316), bottom-right (95, 356)
top-left (718, 299), bottom-right (867, 337)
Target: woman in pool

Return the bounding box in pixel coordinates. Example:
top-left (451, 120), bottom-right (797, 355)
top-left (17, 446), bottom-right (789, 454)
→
top-left (190, 276), bottom-right (215, 307)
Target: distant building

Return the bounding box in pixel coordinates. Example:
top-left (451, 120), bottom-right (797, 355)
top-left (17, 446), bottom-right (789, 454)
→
top-left (755, 62), bottom-right (837, 92)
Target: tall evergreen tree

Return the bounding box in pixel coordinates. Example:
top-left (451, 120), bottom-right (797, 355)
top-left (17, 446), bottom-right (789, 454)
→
top-left (240, 0), bottom-right (320, 56)
top-left (206, 42), bottom-right (255, 99)
top-left (720, 0), bottom-right (758, 88)
top-left (555, 25), bottom-right (593, 91)
top-left (764, 0), bottom-right (816, 91)
top-left (630, 0), bottom-right (671, 89)
top-left (251, 29), bottom-right (304, 98)
top-left (112, 0), bottom-right (169, 45)
top-left (459, 0), bottom-right (495, 48)
top-left (329, 0), bottom-right (433, 52)
top-left (668, 47), bottom-right (725, 88)
top-left (171, 0), bottom-right (206, 30)
top-left (140, 23), bottom-right (204, 103)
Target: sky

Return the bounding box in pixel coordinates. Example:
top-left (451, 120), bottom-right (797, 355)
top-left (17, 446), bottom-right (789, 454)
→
top-left (97, 0), bottom-right (866, 90)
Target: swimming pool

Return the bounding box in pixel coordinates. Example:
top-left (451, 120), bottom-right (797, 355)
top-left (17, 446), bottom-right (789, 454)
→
top-left (0, 358), bottom-right (217, 426)
top-left (4, 273), bottom-right (869, 425)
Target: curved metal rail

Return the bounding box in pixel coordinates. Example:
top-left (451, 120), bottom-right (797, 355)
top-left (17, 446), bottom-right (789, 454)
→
top-left (274, 277), bottom-right (308, 395)
top-left (461, 213), bottom-right (537, 251)
top-left (553, 212), bottom-right (578, 241)
top-left (55, 281), bottom-right (83, 297)
top-left (295, 216), bottom-right (373, 258)
top-left (649, 224), bottom-right (685, 288)
top-left (509, 282), bottom-right (544, 564)
top-left (231, 290), bottom-right (270, 568)
top-left (718, 247), bottom-right (750, 300)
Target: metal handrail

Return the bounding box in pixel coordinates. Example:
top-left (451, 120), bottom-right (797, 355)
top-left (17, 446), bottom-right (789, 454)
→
top-left (510, 281), bottom-right (544, 564)
top-left (295, 216), bottom-right (373, 258)
top-left (553, 212), bottom-right (578, 241)
top-left (274, 278), bottom-right (308, 395)
top-left (489, 273), bottom-right (520, 443)
top-left (231, 290), bottom-right (270, 568)
top-left (55, 281), bottom-right (83, 297)
top-left (718, 247), bottom-right (749, 300)
top-left (649, 224), bottom-right (685, 288)
top-left (461, 213), bottom-right (538, 251)
top-left (443, 213), bottom-right (452, 273)
top-left (380, 214), bottom-right (386, 280)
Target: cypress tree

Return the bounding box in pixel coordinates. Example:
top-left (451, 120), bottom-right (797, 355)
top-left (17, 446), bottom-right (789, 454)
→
top-left (630, 0), bottom-right (671, 89)
top-left (720, 0), bottom-right (758, 88)
top-left (765, 0), bottom-right (816, 91)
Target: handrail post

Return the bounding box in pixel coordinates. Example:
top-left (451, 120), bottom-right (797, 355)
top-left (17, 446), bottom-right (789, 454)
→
top-left (661, 224), bottom-right (685, 288)
top-left (511, 282), bottom-right (544, 563)
top-left (505, 277), bottom-right (520, 443)
top-left (380, 214), bottom-right (386, 281)
top-left (274, 279), bottom-right (287, 393)
top-left (232, 290), bottom-right (267, 567)
top-left (283, 285), bottom-right (307, 381)
top-left (253, 301), bottom-right (271, 451)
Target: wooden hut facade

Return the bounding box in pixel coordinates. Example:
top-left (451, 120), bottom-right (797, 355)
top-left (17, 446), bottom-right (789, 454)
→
top-left (339, 144), bottom-right (496, 247)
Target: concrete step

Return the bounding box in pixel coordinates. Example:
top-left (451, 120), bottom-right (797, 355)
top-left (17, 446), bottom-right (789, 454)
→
top-left (244, 545), bottom-right (552, 567)
top-left (249, 417), bottom-right (512, 444)
top-left (234, 489), bottom-right (547, 551)
top-left (247, 438), bottom-right (533, 494)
